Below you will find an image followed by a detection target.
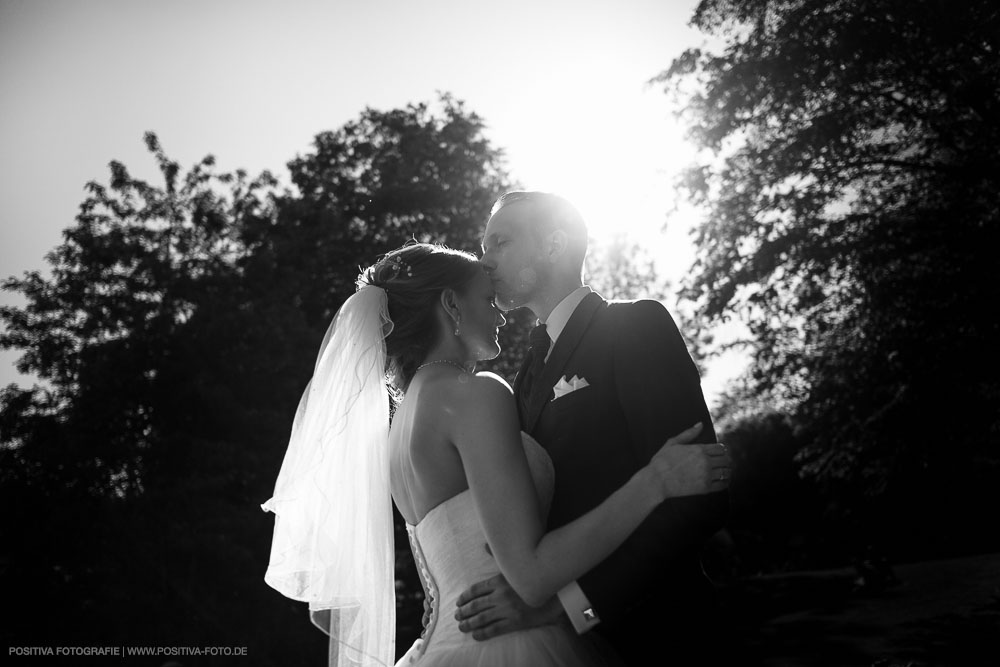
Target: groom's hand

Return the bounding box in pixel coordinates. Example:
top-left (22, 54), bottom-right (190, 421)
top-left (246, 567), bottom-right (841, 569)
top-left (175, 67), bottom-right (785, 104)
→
top-left (455, 574), bottom-right (565, 640)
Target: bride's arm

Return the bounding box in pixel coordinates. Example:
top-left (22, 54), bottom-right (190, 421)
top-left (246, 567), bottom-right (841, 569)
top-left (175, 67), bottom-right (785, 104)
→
top-left (450, 372), bottom-right (724, 608)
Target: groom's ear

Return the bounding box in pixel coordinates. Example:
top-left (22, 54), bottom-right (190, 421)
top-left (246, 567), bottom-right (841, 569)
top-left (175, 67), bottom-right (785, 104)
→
top-left (545, 229), bottom-right (569, 263)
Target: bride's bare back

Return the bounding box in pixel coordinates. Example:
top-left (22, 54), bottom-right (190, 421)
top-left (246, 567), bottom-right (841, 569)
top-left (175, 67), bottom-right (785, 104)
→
top-left (389, 365), bottom-right (473, 525)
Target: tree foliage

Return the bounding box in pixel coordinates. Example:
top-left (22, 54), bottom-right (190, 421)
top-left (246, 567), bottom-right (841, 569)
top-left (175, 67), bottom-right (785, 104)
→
top-left (1, 131), bottom-right (277, 497)
top-left (659, 0), bottom-right (1000, 555)
top-left (259, 94), bottom-right (511, 327)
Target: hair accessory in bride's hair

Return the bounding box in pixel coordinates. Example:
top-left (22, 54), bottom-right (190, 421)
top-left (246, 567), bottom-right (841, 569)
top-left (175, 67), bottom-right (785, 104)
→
top-left (357, 252), bottom-right (413, 291)
top-left (388, 254), bottom-right (413, 278)
top-left (377, 252), bottom-right (413, 283)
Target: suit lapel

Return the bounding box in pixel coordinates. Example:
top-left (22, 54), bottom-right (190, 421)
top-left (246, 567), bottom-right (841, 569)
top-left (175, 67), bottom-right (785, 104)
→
top-left (525, 292), bottom-right (605, 432)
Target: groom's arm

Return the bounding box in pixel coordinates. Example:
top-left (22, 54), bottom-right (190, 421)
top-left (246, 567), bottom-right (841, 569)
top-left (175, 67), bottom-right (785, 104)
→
top-left (574, 299), bottom-right (729, 626)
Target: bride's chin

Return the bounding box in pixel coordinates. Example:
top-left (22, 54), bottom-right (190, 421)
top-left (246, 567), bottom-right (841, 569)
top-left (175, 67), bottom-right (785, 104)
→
top-left (477, 344), bottom-right (502, 361)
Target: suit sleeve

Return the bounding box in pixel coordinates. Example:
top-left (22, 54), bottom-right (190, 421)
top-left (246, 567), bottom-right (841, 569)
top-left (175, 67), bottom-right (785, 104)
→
top-left (576, 299), bottom-right (729, 625)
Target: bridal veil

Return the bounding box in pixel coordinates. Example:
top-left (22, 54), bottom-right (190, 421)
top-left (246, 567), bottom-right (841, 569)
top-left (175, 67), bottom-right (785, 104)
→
top-left (262, 282), bottom-right (396, 666)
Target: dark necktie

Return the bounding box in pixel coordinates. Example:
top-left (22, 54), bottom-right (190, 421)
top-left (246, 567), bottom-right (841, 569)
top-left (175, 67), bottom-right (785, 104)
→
top-left (520, 324), bottom-right (550, 415)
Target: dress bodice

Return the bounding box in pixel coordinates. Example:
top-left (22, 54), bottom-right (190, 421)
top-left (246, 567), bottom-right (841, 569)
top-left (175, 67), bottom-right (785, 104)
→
top-left (399, 433), bottom-right (558, 663)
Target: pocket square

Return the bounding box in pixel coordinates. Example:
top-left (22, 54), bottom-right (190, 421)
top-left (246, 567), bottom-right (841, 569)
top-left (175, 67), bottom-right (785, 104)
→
top-left (552, 375), bottom-right (590, 401)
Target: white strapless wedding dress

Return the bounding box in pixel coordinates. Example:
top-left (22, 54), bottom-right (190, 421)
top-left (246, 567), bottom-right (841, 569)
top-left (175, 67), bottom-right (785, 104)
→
top-left (395, 434), bottom-right (606, 667)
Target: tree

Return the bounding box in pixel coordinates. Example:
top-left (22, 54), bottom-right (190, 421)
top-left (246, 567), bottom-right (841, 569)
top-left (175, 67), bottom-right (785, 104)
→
top-left (658, 0), bottom-right (1000, 558)
top-left (260, 94), bottom-right (510, 323)
top-left (1, 131), bottom-right (277, 497)
top-left (0, 130), bottom-right (298, 655)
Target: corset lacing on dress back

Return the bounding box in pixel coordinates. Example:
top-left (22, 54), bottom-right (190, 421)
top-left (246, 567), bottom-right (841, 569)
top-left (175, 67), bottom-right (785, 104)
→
top-left (393, 433), bottom-right (607, 666)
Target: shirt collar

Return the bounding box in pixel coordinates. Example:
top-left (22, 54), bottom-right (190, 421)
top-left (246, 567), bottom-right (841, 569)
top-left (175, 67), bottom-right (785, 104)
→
top-left (542, 286), bottom-right (593, 345)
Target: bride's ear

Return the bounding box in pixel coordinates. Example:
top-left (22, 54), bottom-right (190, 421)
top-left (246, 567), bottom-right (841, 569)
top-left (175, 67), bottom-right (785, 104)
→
top-left (439, 288), bottom-right (461, 331)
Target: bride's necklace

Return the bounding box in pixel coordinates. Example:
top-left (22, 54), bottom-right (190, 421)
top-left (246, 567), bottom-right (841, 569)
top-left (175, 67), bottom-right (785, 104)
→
top-left (417, 359), bottom-right (471, 372)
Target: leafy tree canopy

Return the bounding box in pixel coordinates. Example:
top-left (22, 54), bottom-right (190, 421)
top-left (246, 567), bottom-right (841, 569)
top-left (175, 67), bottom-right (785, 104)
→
top-left (658, 0), bottom-right (999, 550)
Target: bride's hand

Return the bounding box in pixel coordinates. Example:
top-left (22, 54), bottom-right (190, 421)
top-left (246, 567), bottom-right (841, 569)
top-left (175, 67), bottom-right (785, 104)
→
top-left (644, 422), bottom-right (731, 501)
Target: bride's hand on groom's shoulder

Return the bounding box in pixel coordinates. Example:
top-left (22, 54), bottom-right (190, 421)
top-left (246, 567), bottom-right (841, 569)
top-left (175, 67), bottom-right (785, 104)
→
top-left (645, 423), bottom-right (732, 500)
top-left (455, 573), bottom-right (564, 640)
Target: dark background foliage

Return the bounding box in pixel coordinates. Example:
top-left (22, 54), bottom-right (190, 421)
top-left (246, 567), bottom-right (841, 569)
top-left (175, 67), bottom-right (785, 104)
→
top-left (656, 0), bottom-right (1000, 570)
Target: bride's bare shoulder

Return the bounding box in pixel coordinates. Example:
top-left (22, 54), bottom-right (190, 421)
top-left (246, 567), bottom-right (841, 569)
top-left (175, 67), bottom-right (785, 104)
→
top-left (448, 372), bottom-right (519, 445)
top-left (473, 371), bottom-right (513, 393)
top-left (440, 371), bottom-right (515, 415)
top-left (428, 370), bottom-right (513, 407)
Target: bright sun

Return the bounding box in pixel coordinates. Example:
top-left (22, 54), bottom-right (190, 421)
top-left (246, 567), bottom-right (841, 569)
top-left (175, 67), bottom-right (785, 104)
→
top-left (499, 78), bottom-right (700, 285)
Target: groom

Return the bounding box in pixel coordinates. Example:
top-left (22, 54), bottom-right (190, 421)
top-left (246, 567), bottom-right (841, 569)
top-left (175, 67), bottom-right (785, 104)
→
top-left (457, 191), bottom-right (730, 665)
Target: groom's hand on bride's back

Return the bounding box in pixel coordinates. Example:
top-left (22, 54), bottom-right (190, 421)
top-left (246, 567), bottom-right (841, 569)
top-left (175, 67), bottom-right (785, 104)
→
top-left (455, 573), bottom-right (565, 640)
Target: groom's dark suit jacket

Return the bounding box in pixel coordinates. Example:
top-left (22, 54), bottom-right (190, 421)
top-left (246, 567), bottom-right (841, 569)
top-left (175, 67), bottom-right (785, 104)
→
top-left (515, 292), bottom-right (729, 665)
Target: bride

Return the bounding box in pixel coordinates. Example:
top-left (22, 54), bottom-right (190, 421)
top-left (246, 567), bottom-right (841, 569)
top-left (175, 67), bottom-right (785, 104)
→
top-left (262, 242), bottom-right (730, 666)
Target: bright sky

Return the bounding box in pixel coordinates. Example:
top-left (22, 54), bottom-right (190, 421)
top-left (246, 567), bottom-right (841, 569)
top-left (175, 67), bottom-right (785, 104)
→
top-left (0, 0), bottom-right (743, 404)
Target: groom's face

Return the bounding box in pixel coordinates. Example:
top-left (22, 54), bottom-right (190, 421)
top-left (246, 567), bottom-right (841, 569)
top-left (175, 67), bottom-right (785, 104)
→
top-left (481, 203), bottom-right (546, 311)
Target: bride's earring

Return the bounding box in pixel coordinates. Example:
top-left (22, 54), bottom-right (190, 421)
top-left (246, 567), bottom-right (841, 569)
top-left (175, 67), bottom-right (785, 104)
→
top-left (453, 316), bottom-right (461, 337)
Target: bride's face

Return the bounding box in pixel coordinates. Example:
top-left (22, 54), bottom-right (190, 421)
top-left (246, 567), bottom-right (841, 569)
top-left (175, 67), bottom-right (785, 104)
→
top-left (455, 269), bottom-right (507, 361)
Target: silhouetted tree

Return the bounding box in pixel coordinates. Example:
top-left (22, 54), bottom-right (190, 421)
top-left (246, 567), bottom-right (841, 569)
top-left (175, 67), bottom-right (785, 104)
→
top-left (261, 94), bottom-right (510, 323)
top-left (658, 0), bottom-right (1000, 559)
top-left (1, 131), bottom-right (276, 496)
top-left (0, 130), bottom-right (296, 656)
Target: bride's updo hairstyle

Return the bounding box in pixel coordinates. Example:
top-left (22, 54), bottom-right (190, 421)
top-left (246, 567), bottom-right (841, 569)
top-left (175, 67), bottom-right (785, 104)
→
top-left (360, 242), bottom-right (481, 392)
